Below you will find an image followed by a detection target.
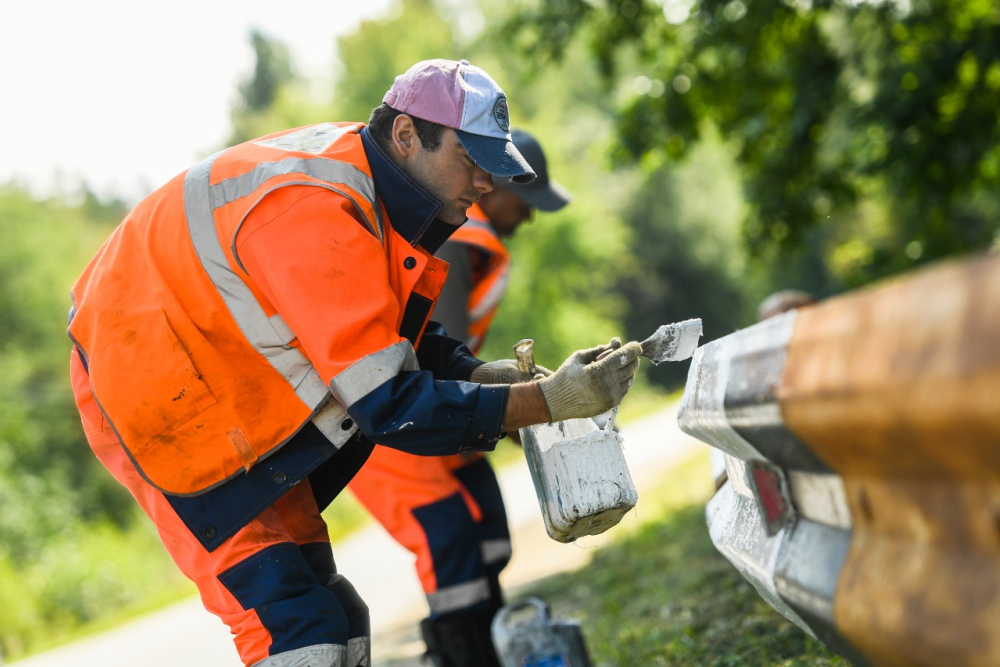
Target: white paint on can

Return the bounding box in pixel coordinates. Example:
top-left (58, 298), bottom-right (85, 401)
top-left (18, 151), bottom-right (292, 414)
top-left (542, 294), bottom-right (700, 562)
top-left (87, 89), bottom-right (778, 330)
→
top-left (520, 418), bottom-right (638, 543)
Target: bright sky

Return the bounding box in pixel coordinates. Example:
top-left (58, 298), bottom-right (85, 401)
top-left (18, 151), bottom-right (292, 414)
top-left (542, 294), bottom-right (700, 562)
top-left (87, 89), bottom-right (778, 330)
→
top-left (0, 0), bottom-right (394, 202)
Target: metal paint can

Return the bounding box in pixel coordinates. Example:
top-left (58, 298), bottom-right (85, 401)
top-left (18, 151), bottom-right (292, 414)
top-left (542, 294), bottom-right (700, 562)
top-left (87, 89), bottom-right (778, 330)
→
top-left (491, 598), bottom-right (593, 667)
top-left (514, 339), bottom-right (639, 543)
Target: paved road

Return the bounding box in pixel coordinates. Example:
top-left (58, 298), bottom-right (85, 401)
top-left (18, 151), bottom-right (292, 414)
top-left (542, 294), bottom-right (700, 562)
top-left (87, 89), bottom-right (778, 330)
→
top-left (14, 403), bottom-right (704, 667)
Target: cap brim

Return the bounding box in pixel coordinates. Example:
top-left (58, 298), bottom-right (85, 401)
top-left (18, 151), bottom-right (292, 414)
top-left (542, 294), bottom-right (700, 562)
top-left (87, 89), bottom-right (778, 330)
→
top-left (510, 179), bottom-right (572, 212)
top-left (455, 130), bottom-right (536, 184)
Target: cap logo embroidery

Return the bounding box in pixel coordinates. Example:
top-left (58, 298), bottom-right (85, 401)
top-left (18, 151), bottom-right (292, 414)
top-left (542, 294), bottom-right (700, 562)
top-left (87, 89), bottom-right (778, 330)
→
top-left (492, 95), bottom-right (510, 133)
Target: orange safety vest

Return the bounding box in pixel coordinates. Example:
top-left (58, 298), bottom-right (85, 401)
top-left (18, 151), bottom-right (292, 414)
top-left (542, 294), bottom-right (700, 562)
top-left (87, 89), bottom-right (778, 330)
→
top-left (69, 123), bottom-right (448, 496)
top-left (446, 204), bottom-right (511, 354)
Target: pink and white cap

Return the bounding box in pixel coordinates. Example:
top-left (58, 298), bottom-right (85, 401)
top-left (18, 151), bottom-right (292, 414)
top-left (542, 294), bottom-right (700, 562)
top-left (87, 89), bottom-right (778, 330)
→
top-left (383, 59), bottom-right (536, 184)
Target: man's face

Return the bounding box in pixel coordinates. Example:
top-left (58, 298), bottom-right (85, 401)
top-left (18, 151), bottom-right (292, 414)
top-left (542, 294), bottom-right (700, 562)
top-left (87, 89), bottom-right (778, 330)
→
top-left (401, 127), bottom-right (495, 225)
top-left (479, 187), bottom-right (533, 237)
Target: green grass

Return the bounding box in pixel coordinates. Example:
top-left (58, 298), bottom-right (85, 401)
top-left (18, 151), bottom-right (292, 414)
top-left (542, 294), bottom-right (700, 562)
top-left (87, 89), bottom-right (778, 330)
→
top-left (517, 452), bottom-right (848, 666)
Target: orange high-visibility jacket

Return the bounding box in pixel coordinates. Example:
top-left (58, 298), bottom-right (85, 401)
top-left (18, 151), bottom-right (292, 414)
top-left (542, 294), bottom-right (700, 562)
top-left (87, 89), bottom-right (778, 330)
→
top-left (446, 204), bottom-right (511, 354)
top-left (68, 123), bottom-right (450, 497)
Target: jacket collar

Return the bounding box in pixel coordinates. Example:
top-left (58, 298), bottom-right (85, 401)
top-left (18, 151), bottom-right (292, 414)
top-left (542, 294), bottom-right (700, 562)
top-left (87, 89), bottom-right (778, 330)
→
top-left (360, 126), bottom-right (460, 253)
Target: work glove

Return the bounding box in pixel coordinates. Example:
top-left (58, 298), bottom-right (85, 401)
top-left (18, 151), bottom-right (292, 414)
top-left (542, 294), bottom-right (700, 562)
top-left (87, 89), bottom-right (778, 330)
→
top-left (537, 338), bottom-right (642, 422)
top-left (470, 359), bottom-right (553, 385)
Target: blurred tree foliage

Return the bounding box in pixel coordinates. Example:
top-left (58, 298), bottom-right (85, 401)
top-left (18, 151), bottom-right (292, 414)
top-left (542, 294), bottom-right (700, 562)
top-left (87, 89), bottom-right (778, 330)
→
top-left (0, 187), bottom-right (132, 560)
top-left (319, 0), bottom-right (755, 369)
top-left (330, 0), bottom-right (459, 120)
top-left (240, 30), bottom-right (295, 113)
top-left (227, 29), bottom-right (329, 145)
top-left (614, 136), bottom-right (755, 386)
top-left (227, 0), bottom-right (461, 144)
top-left (501, 0), bottom-right (1000, 287)
top-left (0, 187), bottom-right (190, 658)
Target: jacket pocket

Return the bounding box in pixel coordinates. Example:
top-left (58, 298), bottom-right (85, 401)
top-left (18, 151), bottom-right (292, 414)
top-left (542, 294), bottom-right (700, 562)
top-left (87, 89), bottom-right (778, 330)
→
top-left (89, 309), bottom-right (218, 458)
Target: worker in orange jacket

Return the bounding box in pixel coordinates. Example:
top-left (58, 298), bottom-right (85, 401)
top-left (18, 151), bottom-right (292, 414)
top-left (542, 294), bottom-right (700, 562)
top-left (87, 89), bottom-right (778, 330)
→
top-left (67, 58), bottom-right (641, 667)
top-left (348, 129), bottom-right (570, 666)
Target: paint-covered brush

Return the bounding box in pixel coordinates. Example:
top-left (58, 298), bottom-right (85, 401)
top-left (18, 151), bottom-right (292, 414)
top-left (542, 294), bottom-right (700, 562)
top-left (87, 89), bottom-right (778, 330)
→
top-left (596, 318), bottom-right (703, 365)
top-left (640, 318), bottom-right (703, 364)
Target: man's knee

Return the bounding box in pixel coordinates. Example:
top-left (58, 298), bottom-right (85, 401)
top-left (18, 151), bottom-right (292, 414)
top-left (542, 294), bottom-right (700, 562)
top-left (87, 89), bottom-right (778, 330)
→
top-left (325, 573), bottom-right (371, 646)
top-left (242, 570), bottom-right (372, 667)
top-left (218, 543), bottom-right (372, 665)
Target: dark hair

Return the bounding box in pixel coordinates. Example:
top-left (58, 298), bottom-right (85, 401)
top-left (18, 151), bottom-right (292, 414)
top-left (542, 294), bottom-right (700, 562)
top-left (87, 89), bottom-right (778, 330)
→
top-left (367, 103), bottom-right (447, 152)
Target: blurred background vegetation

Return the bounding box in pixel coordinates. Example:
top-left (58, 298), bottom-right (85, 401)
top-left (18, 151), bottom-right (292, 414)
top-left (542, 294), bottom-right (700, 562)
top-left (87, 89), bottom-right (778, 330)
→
top-left (1, 0), bottom-right (998, 659)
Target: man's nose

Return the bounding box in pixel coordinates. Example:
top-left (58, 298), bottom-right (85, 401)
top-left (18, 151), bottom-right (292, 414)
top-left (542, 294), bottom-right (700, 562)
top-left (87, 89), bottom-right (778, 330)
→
top-left (474, 167), bottom-right (494, 194)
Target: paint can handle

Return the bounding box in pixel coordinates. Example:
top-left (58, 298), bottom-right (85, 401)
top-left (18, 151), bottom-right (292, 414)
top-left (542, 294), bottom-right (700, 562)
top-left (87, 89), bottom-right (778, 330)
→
top-left (513, 339), bottom-right (537, 376)
top-left (493, 596), bottom-right (551, 630)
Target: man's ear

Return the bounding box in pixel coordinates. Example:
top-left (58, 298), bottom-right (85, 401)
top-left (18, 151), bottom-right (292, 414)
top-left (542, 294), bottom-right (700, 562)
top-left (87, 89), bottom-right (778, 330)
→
top-left (390, 114), bottom-right (419, 160)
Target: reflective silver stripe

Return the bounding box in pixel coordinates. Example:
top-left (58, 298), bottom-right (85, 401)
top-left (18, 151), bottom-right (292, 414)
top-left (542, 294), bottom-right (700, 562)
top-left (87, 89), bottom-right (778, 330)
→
top-left (209, 156), bottom-right (376, 221)
top-left (481, 538), bottom-right (512, 565)
top-left (468, 266), bottom-right (510, 321)
top-left (347, 636), bottom-right (371, 667)
top-left (458, 219), bottom-right (508, 321)
top-left (229, 181), bottom-right (381, 276)
top-left (427, 578), bottom-right (491, 615)
top-left (329, 340), bottom-right (419, 409)
top-left (209, 157), bottom-right (383, 243)
top-left (312, 398), bottom-right (358, 445)
top-left (255, 122), bottom-right (351, 154)
top-left (251, 643), bottom-right (347, 667)
top-left (184, 155), bottom-right (330, 412)
top-left (268, 313), bottom-right (296, 346)
top-left (184, 144), bottom-right (388, 449)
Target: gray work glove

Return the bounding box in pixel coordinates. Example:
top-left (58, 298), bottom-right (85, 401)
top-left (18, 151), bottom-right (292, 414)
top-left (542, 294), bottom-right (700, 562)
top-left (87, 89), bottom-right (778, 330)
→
top-left (470, 359), bottom-right (553, 385)
top-left (537, 338), bottom-right (642, 422)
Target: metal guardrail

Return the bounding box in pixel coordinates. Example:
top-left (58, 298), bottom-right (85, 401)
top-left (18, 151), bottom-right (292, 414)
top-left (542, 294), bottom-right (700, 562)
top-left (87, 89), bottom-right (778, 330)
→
top-left (677, 252), bottom-right (1000, 666)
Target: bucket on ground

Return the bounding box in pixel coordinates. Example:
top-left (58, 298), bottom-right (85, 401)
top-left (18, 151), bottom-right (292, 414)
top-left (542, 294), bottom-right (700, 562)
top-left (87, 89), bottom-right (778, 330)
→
top-left (491, 597), bottom-right (593, 667)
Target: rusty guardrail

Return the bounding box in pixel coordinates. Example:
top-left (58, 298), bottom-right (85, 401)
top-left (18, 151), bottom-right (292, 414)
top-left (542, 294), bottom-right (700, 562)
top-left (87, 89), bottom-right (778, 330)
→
top-left (677, 252), bottom-right (1000, 666)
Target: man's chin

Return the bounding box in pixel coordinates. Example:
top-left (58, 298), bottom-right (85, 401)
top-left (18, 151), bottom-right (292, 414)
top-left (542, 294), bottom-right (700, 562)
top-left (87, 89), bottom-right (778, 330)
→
top-left (440, 208), bottom-right (467, 226)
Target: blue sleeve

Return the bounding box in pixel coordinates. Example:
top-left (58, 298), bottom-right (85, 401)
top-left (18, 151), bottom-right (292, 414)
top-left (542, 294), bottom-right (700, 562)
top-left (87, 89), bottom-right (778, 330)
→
top-left (416, 321), bottom-right (484, 381)
top-left (346, 369), bottom-right (508, 455)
